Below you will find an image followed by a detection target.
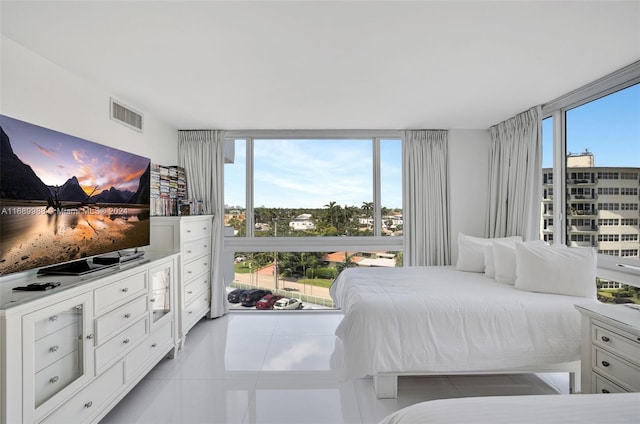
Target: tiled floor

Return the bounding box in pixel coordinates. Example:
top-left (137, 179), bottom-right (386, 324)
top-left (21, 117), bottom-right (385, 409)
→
top-left (100, 311), bottom-right (568, 424)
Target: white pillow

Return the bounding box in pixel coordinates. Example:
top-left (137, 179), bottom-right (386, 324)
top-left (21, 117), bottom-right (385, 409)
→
top-left (483, 245), bottom-right (495, 278)
top-left (456, 233), bottom-right (522, 273)
top-left (493, 241), bottom-right (517, 284)
top-left (493, 240), bottom-right (547, 284)
top-left (514, 242), bottom-right (597, 298)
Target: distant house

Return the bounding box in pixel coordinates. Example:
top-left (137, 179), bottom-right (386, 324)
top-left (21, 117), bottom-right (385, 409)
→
top-left (289, 214), bottom-right (316, 231)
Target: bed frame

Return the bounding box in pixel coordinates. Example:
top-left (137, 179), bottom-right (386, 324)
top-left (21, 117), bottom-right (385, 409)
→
top-left (372, 361), bottom-right (581, 398)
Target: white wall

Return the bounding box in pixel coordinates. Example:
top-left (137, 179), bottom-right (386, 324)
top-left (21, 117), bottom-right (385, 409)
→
top-left (0, 36), bottom-right (178, 164)
top-left (449, 129), bottom-right (491, 263)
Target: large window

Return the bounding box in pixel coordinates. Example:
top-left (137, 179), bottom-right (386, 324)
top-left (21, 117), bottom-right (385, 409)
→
top-left (542, 68), bottom-right (640, 294)
top-left (223, 132), bottom-right (403, 309)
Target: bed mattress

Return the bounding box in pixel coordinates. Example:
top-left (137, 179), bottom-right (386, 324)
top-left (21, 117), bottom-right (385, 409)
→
top-left (330, 266), bottom-right (599, 380)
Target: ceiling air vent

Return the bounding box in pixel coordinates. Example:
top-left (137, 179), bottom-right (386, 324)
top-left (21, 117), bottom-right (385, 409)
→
top-left (110, 98), bottom-right (143, 132)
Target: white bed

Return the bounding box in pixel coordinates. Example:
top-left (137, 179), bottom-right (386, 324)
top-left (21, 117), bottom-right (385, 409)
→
top-left (330, 265), bottom-right (600, 398)
top-left (378, 392), bottom-right (640, 424)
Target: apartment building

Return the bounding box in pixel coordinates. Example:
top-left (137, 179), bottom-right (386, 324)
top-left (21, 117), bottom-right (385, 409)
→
top-left (542, 152), bottom-right (640, 288)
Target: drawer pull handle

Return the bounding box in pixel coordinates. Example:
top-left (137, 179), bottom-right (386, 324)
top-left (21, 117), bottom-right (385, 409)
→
top-left (188, 311), bottom-right (193, 314)
top-left (150, 298), bottom-right (156, 303)
top-left (49, 315), bottom-right (59, 322)
top-left (151, 343), bottom-right (157, 348)
top-left (601, 361), bottom-right (610, 367)
top-left (187, 291), bottom-right (193, 294)
top-left (86, 334), bottom-right (94, 340)
top-left (187, 230), bottom-right (191, 233)
top-left (602, 389), bottom-right (610, 393)
top-left (187, 250), bottom-right (192, 254)
top-left (203, 227), bottom-right (207, 230)
top-left (601, 336), bottom-right (610, 342)
top-left (50, 376), bottom-right (59, 384)
top-left (122, 288), bottom-right (129, 293)
top-left (187, 271), bottom-right (192, 274)
top-left (49, 345), bottom-right (59, 353)
top-left (123, 338), bottom-right (130, 344)
top-left (124, 313), bottom-right (131, 318)
top-left (204, 245), bottom-right (207, 248)
top-left (84, 401), bottom-right (93, 409)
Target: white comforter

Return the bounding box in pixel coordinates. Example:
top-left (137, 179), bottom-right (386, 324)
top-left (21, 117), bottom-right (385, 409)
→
top-left (378, 393), bottom-right (640, 424)
top-left (331, 266), bottom-right (599, 380)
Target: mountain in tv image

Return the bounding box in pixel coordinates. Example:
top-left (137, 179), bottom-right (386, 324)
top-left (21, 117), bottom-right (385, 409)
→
top-left (0, 115), bottom-right (151, 276)
top-left (1, 126), bottom-right (150, 207)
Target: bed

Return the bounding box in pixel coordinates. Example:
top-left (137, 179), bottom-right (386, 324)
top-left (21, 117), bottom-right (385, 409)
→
top-left (330, 245), bottom-right (600, 398)
top-left (378, 392), bottom-right (640, 424)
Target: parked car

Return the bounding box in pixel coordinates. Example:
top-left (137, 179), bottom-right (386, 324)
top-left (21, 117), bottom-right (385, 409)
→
top-left (240, 289), bottom-right (272, 307)
top-left (273, 297), bottom-right (303, 310)
top-left (255, 294), bottom-right (284, 310)
top-left (227, 288), bottom-right (248, 303)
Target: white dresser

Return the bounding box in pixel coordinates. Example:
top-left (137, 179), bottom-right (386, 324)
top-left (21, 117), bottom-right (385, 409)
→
top-left (575, 303), bottom-right (640, 394)
top-left (150, 215), bottom-right (213, 347)
top-left (0, 253), bottom-right (178, 424)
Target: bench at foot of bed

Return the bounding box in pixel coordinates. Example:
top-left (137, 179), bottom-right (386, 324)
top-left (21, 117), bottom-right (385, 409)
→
top-left (372, 363), bottom-right (581, 399)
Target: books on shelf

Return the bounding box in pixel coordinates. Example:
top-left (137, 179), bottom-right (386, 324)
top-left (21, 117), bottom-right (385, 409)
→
top-left (150, 164), bottom-right (200, 216)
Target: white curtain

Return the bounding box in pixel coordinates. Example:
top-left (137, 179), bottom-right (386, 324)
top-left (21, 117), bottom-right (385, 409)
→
top-left (178, 130), bottom-right (228, 318)
top-left (403, 130), bottom-right (450, 266)
top-left (486, 106), bottom-right (542, 241)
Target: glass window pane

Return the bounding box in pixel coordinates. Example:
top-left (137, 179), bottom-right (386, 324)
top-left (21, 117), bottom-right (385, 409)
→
top-left (253, 139), bottom-right (373, 237)
top-left (541, 116), bottom-right (554, 243)
top-left (224, 139), bottom-right (246, 237)
top-left (381, 139), bottom-right (403, 237)
top-left (565, 83), bottom-right (640, 295)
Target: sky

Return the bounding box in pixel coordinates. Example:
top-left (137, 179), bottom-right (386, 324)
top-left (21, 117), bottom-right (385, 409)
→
top-left (225, 138), bottom-right (402, 209)
top-left (0, 115), bottom-right (149, 195)
top-left (542, 83), bottom-right (640, 168)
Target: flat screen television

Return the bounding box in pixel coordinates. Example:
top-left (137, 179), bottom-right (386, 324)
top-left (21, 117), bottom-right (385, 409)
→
top-left (0, 114), bottom-right (151, 277)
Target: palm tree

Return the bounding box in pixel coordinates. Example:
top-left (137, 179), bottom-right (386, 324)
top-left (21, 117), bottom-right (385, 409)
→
top-left (324, 201), bottom-right (338, 227)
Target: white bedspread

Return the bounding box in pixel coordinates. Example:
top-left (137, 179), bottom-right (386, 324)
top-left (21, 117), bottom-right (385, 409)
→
top-left (378, 393), bottom-right (640, 424)
top-left (331, 266), bottom-right (599, 380)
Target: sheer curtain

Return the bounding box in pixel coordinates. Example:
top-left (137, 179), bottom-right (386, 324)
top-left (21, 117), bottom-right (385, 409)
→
top-left (486, 106), bottom-right (542, 241)
top-left (178, 130), bottom-right (228, 318)
top-left (403, 130), bottom-right (450, 266)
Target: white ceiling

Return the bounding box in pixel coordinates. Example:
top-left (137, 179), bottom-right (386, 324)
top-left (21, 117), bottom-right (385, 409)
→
top-left (1, 1), bottom-right (639, 130)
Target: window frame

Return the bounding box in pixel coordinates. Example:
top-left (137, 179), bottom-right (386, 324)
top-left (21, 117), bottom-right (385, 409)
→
top-left (222, 129), bottom-right (404, 255)
top-left (541, 61), bottom-right (640, 287)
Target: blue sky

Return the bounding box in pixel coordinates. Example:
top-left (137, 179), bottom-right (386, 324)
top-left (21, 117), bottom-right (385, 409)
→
top-left (543, 83), bottom-right (640, 168)
top-left (225, 138), bottom-right (402, 209)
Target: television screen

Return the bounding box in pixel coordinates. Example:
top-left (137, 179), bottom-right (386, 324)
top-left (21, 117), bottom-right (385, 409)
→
top-left (0, 114), bottom-right (151, 277)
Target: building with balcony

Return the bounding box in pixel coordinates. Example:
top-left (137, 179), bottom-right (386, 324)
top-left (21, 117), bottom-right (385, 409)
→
top-left (542, 152), bottom-right (640, 258)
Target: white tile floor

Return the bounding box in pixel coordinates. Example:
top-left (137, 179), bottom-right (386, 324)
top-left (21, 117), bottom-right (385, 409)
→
top-left (100, 311), bottom-right (569, 424)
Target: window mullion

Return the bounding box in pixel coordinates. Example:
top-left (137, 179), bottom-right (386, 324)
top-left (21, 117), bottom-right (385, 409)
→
top-left (373, 138), bottom-right (381, 236)
top-left (246, 137), bottom-right (254, 238)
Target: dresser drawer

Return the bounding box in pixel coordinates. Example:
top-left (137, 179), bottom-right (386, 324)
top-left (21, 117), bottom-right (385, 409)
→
top-left (183, 254), bottom-right (210, 281)
top-left (182, 293), bottom-right (209, 332)
top-left (183, 276), bottom-right (209, 305)
top-left (594, 374), bottom-right (629, 394)
top-left (593, 347), bottom-right (640, 390)
top-left (95, 319), bottom-right (146, 373)
top-left (40, 361), bottom-right (124, 424)
top-left (95, 272), bottom-right (147, 315)
top-left (35, 324), bottom-right (79, 373)
top-left (125, 320), bottom-right (174, 381)
top-left (34, 352), bottom-right (80, 408)
top-left (182, 219), bottom-right (211, 241)
top-left (593, 323), bottom-right (640, 366)
top-left (34, 308), bottom-right (82, 340)
top-left (183, 238), bottom-right (210, 263)
top-left (95, 295), bottom-right (148, 344)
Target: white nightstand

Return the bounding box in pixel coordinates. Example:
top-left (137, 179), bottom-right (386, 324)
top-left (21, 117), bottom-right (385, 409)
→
top-left (575, 303), bottom-right (640, 394)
